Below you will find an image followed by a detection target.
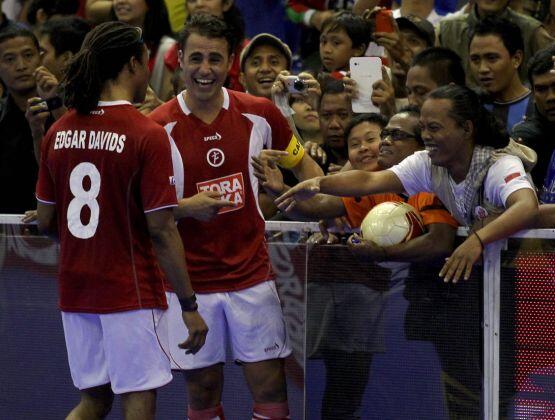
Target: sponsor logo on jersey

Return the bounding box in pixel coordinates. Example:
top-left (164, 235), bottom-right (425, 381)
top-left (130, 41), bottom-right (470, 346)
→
top-left (90, 109), bottom-right (105, 116)
top-left (196, 172), bottom-right (245, 214)
top-left (203, 132), bottom-right (222, 142)
top-left (207, 148), bottom-right (225, 168)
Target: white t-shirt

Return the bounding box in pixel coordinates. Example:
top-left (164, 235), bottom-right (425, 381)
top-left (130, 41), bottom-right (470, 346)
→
top-left (388, 150), bottom-right (534, 211)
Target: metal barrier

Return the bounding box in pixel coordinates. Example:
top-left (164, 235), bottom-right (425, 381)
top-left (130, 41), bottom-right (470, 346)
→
top-left (2, 214), bottom-right (555, 419)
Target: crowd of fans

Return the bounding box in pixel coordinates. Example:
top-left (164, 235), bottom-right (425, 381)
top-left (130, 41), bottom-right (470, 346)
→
top-left (1, 0), bottom-right (555, 418)
top-left (0, 0), bottom-right (554, 220)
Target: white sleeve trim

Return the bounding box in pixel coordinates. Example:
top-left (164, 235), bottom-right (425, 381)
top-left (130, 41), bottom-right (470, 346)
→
top-left (36, 196), bottom-right (56, 205)
top-left (144, 203), bottom-right (178, 214)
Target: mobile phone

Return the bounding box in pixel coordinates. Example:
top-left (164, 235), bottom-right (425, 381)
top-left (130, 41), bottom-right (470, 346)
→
top-left (349, 57), bottom-right (381, 114)
top-left (375, 9), bottom-right (394, 33)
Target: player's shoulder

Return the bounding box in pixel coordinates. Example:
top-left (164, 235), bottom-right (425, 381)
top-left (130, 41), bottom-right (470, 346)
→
top-left (148, 96), bottom-right (181, 124)
top-left (228, 89), bottom-right (276, 114)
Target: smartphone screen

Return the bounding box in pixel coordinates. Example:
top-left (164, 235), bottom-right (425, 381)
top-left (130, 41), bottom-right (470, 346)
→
top-left (349, 57), bottom-right (381, 114)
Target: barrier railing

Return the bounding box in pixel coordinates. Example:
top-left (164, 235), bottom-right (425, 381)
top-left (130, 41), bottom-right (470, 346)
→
top-left (2, 215), bottom-right (555, 419)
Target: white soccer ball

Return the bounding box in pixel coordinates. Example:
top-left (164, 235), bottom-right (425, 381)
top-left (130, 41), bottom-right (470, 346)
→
top-left (360, 201), bottom-right (424, 247)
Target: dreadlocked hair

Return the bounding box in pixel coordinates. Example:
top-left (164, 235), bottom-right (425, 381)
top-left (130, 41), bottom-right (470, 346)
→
top-left (62, 21), bottom-right (144, 114)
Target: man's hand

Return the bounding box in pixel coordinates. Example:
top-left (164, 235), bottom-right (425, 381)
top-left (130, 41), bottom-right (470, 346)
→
top-left (371, 66), bottom-right (397, 119)
top-left (304, 141), bottom-right (327, 166)
top-left (22, 209), bottom-right (38, 223)
top-left (251, 154), bottom-right (286, 196)
top-left (25, 97), bottom-right (49, 135)
top-left (178, 311), bottom-right (209, 354)
top-left (307, 230), bottom-right (339, 245)
top-left (439, 233), bottom-right (483, 283)
top-left (35, 66), bottom-right (60, 99)
top-left (347, 233), bottom-right (387, 261)
top-left (342, 75), bottom-right (358, 100)
top-left (273, 71), bottom-right (321, 109)
top-left (275, 177), bottom-right (322, 212)
top-left (179, 191), bottom-right (236, 221)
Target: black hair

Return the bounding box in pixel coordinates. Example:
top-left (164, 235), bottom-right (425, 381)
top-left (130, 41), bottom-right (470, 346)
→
top-left (411, 47), bottom-right (465, 86)
top-left (38, 16), bottom-right (92, 56)
top-left (318, 76), bottom-right (347, 108)
top-left (469, 17), bottom-right (524, 56)
top-left (345, 112), bottom-right (388, 141)
top-left (428, 85), bottom-right (509, 149)
top-left (0, 25), bottom-right (40, 51)
top-left (111, 0), bottom-right (172, 48)
top-left (321, 11), bottom-right (373, 50)
top-left (396, 104), bottom-right (423, 144)
top-left (528, 44), bottom-right (555, 87)
top-left (63, 21), bottom-right (144, 114)
top-left (178, 14), bottom-right (236, 55)
top-left (27, 0), bottom-right (78, 25)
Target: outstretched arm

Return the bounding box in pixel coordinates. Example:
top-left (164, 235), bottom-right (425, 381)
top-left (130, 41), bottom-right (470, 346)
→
top-left (275, 169), bottom-right (405, 212)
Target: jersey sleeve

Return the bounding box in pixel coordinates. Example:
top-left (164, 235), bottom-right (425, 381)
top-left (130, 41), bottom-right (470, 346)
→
top-left (263, 101), bottom-right (305, 169)
top-left (413, 193), bottom-right (459, 228)
top-left (484, 155), bottom-right (535, 207)
top-left (140, 126), bottom-right (178, 213)
top-left (35, 132), bottom-right (56, 204)
top-left (387, 151), bottom-right (433, 196)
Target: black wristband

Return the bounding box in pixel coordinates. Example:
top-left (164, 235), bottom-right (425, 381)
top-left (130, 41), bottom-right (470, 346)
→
top-left (178, 293), bottom-right (198, 312)
top-left (45, 96), bottom-right (63, 111)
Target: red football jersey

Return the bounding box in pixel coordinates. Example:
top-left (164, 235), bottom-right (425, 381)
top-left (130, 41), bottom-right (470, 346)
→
top-left (36, 101), bottom-right (178, 313)
top-left (149, 89), bottom-right (302, 293)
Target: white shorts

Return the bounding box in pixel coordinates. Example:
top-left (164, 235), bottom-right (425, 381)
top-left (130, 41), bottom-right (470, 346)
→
top-left (166, 281), bottom-right (292, 370)
top-left (61, 309), bottom-right (172, 394)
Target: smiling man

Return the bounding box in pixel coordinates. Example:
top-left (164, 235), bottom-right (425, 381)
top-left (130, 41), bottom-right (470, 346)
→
top-left (148, 14), bottom-right (322, 420)
top-left (0, 26), bottom-right (41, 213)
top-left (239, 33), bottom-right (292, 99)
top-left (469, 17), bottom-right (531, 131)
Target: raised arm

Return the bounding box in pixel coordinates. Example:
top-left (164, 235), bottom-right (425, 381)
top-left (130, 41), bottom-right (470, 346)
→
top-left (252, 153), bottom-right (346, 221)
top-left (290, 151), bottom-right (325, 180)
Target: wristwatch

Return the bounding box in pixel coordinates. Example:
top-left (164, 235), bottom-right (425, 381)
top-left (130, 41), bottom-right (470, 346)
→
top-left (178, 293), bottom-right (198, 312)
